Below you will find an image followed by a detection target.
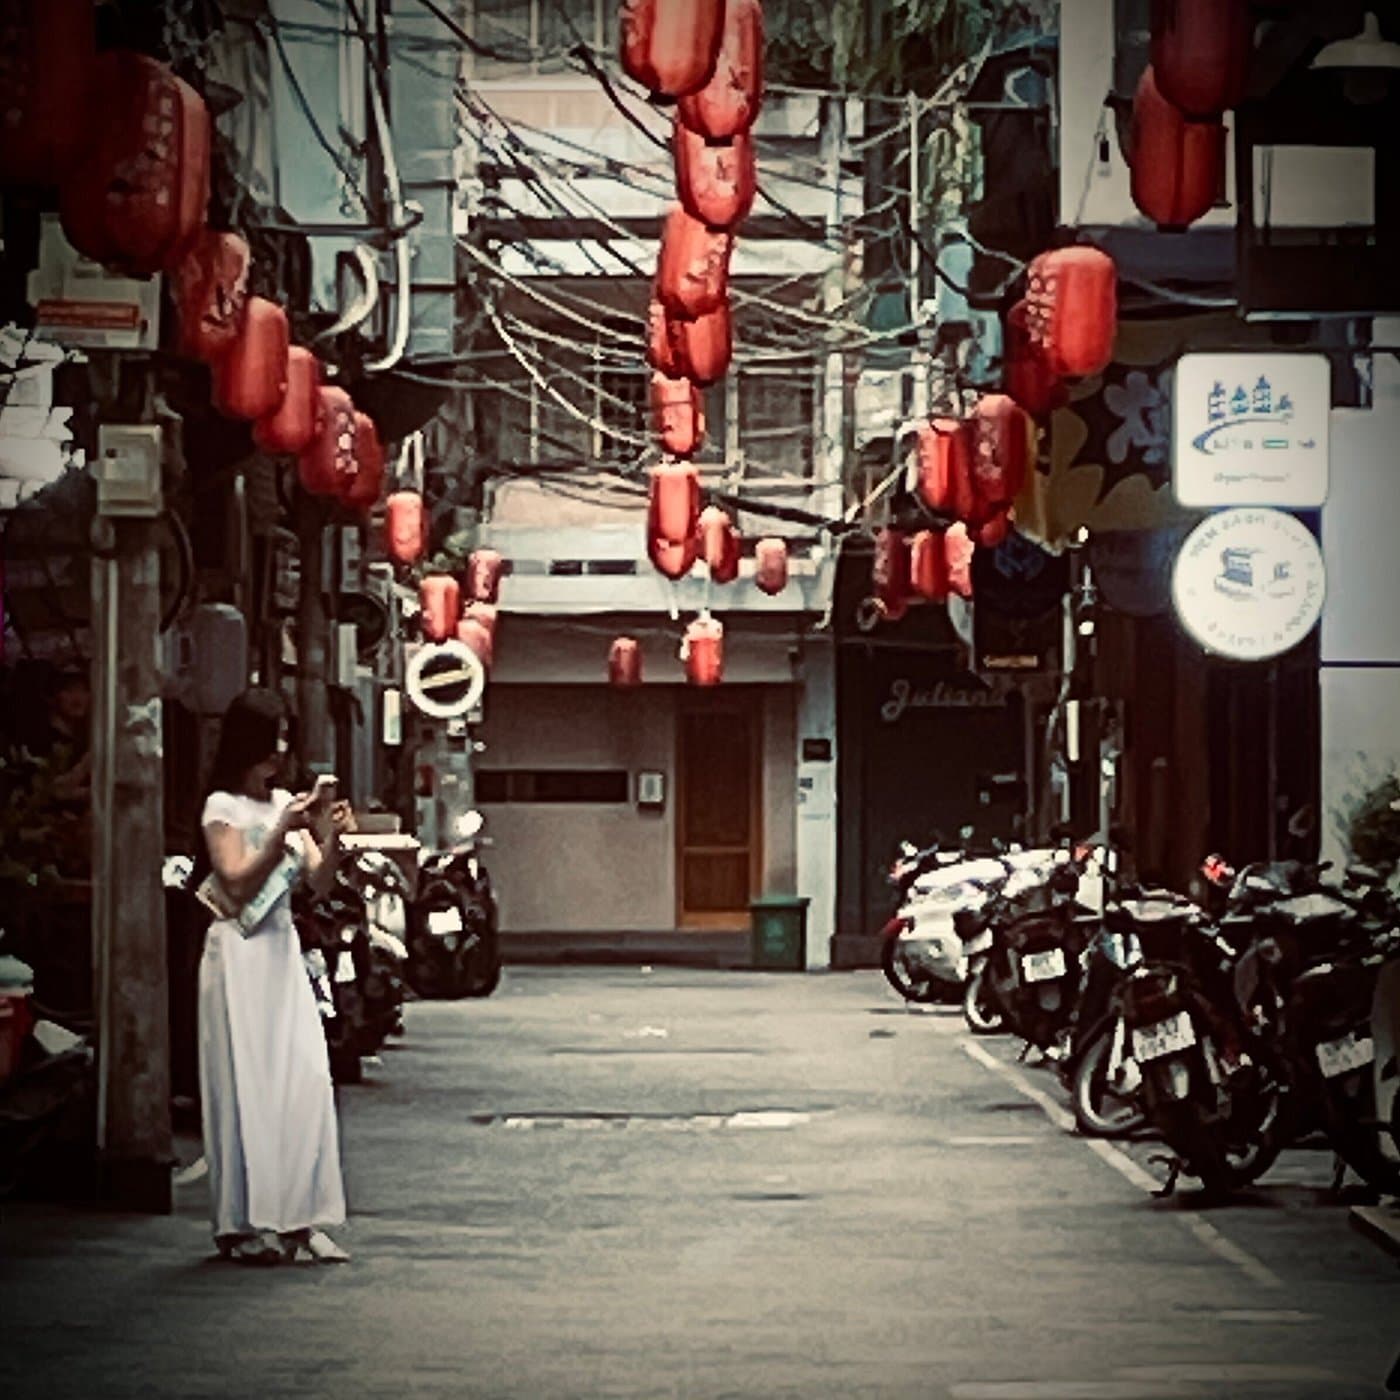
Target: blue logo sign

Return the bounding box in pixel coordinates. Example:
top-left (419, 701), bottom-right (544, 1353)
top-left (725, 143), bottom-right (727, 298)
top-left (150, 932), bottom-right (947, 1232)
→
top-left (1192, 375), bottom-right (1318, 456)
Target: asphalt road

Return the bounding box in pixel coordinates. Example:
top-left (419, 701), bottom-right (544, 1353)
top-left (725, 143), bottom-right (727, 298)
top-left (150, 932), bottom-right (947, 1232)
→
top-left (3, 967), bottom-right (1398, 1399)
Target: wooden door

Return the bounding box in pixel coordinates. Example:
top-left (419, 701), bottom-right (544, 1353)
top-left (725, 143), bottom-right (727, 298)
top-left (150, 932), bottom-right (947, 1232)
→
top-left (677, 694), bottom-right (762, 928)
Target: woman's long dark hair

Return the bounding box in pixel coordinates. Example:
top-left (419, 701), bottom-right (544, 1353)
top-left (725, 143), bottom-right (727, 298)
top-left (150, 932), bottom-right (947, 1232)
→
top-left (189, 688), bottom-right (287, 889)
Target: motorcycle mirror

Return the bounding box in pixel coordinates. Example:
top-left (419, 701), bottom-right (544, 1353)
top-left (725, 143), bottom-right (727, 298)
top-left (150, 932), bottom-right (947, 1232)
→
top-left (960, 825), bottom-right (975, 842)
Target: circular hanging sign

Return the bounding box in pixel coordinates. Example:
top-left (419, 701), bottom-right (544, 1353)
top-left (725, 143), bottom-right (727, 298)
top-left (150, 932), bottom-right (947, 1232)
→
top-left (405, 640), bottom-right (486, 719)
top-left (1171, 507), bottom-right (1325, 661)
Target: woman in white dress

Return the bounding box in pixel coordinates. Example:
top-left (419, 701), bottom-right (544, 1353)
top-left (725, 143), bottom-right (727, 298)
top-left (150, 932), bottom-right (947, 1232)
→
top-left (195, 688), bottom-right (353, 1264)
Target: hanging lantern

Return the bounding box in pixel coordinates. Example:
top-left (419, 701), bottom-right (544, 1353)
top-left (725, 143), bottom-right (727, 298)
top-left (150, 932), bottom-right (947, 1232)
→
top-left (968, 394), bottom-right (1033, 513)
top-left (385, 490), bottom-right (425, 565)
top-left (172, 230), bottom-right (249, 362)
top-left (652, 372), bottom-right (705, 458)
top-left (1130, 67), bottom-right (1225, 230)
top-left (674, 125), bottom-right (757, 232)
top-left (1151, 0), bottom-right (1252, 119)
top-left (341, 412), bottom-right (385, 511)
top-left (674, 299), bottom-right (733, 387)
top-left (1025, 247), bottom-right (1118, 379)
top-left (620, 0), bottom-right (724, 99)
top-left (648, 461), bottom-right (701, 544)
top-left (975, 511), bottom-right (1012, 550)
top-left (945, 522), bottom-right (975, 600)
top-left (872, 528), bottom-right (912, 613)
top-left (656, 204), bottom-right (733, 320)
top-left (1003, 299), bottom-right (1065, 420)
top-left (683, 615), bottom-right (724, 686)
top-left (754, 537), bottom-right (788, 596)
top-left (253, 346), bottom-right (320, 457)
top-left (915, 418), bottom-right (973, 517)
top-left (649, 534), bottom-right (700, 581)
top-left (609, 637), bottom-right (643, 688)
top-left (420, 575), bottom-right (460, 644)
top-left (698, 505), bottom-right (740, 584)
top-left (466, 549), bottom-right (505, 604)
top-left (677, 0), bottom-right (764, 142)
top-left (457, 616), bottom-right (494, 670)
top-left (59, 51), bottom-right (210, 276)
top-left (0, 0), bottom-right (95, 187)
top-left (297, 386), bottom-right (355, 497)
top-left (214, 297), bottom-right (289, 422)
top-left (647, 299), bottom-right (686, 379)
top-left (909, 530), bottom-right (948, 602)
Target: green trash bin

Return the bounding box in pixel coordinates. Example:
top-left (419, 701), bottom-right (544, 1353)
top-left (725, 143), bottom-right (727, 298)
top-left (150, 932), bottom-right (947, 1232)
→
top-left (749, 895), bottom-right (810, 971)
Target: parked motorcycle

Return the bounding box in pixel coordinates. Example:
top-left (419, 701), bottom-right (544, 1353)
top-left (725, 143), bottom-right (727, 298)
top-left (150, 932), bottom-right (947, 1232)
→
top-left (408, 811), bottom-right (502, 1000)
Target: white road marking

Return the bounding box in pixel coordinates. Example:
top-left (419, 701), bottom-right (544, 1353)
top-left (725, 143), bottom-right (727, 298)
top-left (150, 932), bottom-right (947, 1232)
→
top-left (947, 1135), bottom-right (1042, 1147)
top-left (961, 1040), bottom-right (1285, 1291)
top-left (1214, 1309), bottom-right (1316, 1324)
top-left (1121, 1364), bottom-right (1336, 1383)
top-left (951, 1383), bottom-right (1193, 1399)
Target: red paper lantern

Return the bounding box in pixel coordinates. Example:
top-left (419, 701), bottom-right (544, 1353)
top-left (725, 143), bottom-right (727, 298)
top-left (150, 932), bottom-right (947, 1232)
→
top-left (214, 297), bottom-right (289, 422)
top-left (945, 522), bottom-right (975, 600)
top-left (648, 299), bottom-right (685, 379)
top-left (620, 0), bottom-right (724, 99)
top-left (754, 538), bottom-right (788, 596)
top-left (609, 637), bottom-right (643, 687)
top-left (341, 412), bottom-right (385, 511)
top-left (698, 505), bottom-right (740, 584)
top-left (466, 549), bottom-right (505, 604)
top-left (1004, 299), bottom-right (1065, 420)
top-left (649, 534), bottom-right (700, 581)
top-left (1130, 67), bottom-right (1225, 230)
top-left (968, 394), bottom-right (1033, 512)
top-left (915, 418), bottom-right (974, 517)
top-left (297, 386), bottom-right (355, 497)
top-left (1025, 247), bottom-right (1118, 379)
top-left (976, 511), bottom-right (1012, 549)
top-left (910, 530), bottom-right (948, 602)
top-left (173, 230), bottom-right (250, 362)
top-left (656, 205), bottom-right (733, 320)
top-left (456, 618), bottom-right (493, 670)
top-left (683, 615), bottom-right (724, 686)
top-left (674, 125), bottom-right (756, 232)
top-left (253, 346), bottom-right (320, 456)
top-left (59, 51), bottom-right (210, 276)
top-left (652, 372), bottom-right (705, 458)
top-left (674, 300), bottom-right (733, 387)
top-left (873, 528), bottom-right (912, 613)
top-left (1151, 0), bottom-right (1252, 118)
top-left (386, 490), bottom-right (425, 565)
top-left (649, 462), bottom-right (701, 543)
top-left (0, 0), bottom-right (95, 187)
top-left (677, 0), bottom-right (765, 142)
top-left (420, 575), bottom-right (460, 644)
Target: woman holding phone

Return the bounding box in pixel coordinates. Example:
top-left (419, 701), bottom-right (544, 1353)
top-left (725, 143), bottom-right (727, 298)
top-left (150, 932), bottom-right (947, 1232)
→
top-left (195, 687), bottom-right (354, 1264)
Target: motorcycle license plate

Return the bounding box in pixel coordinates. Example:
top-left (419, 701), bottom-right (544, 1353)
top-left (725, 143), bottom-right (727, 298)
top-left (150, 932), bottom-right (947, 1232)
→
top-left (1131, 1011), bottom-right (1196, 1062)
top-left (428, 908), bottom-right (463, 936)
top-left (334, 950), bottom-right (357, 984)
top-left (1021, 948), bottom-right (1067, 983)
top-left (1315, 1030), bottom-right (1375, 1079)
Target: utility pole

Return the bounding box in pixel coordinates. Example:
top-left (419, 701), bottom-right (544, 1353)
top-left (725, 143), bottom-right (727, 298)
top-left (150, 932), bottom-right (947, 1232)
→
top-left (296, 491), bottom-right (334, 772)
top-left (90, 419), bottom-right (171, 1211)
top-left (817, 95), bottom-right (848, 524)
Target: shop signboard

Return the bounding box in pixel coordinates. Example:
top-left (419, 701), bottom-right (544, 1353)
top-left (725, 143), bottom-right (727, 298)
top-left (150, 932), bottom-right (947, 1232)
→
top-left (1171, 507), bottom-right (1326, 661)
top-left (1173, 352), bottom-right (1330, 508)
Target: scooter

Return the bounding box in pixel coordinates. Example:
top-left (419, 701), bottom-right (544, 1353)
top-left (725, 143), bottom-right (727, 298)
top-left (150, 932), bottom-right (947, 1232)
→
top-left (408, 810), bottom-right (502, 1000)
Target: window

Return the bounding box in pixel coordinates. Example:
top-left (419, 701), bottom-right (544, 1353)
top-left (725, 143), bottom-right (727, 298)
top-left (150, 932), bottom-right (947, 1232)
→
top-left (739, 366), bottom-right (818, 478)
top-left (596, 367), bottom-right (648, 462)
top-left (476, 769), bottom-right (631, 803)
top-left (469, 0), bottom-right (602, 78)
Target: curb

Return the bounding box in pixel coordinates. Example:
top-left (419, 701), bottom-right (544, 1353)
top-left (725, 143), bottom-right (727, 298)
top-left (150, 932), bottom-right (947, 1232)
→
top-left (1350, 1202), bottom-right (1400, 1260)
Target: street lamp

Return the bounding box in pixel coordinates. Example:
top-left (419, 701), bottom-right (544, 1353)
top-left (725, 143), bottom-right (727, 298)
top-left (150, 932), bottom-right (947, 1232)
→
top-left (1311, 12), bottom-right (1400, 105)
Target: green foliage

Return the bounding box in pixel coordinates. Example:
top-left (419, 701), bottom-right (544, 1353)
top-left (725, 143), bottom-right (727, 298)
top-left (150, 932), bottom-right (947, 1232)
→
top-left (1344, 774), bottom-right (1400, 871)
top-left (0, 744), bottom-right (88, 900)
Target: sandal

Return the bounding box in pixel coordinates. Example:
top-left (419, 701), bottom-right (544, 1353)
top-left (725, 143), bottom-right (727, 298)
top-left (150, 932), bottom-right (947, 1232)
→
top-left (216, 1232), bottom-right (282, 1265)
top-left (279, 1228), bottom-right (350, 1264)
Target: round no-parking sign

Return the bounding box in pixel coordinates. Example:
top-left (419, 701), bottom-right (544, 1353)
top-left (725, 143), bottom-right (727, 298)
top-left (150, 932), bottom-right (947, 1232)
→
top-left (405, 640), bottom-right (487, 719)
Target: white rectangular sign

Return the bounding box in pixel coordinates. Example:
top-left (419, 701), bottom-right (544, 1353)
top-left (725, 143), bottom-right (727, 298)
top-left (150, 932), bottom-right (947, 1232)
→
top-left (1173, 352), bottom-right (1330, 508)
